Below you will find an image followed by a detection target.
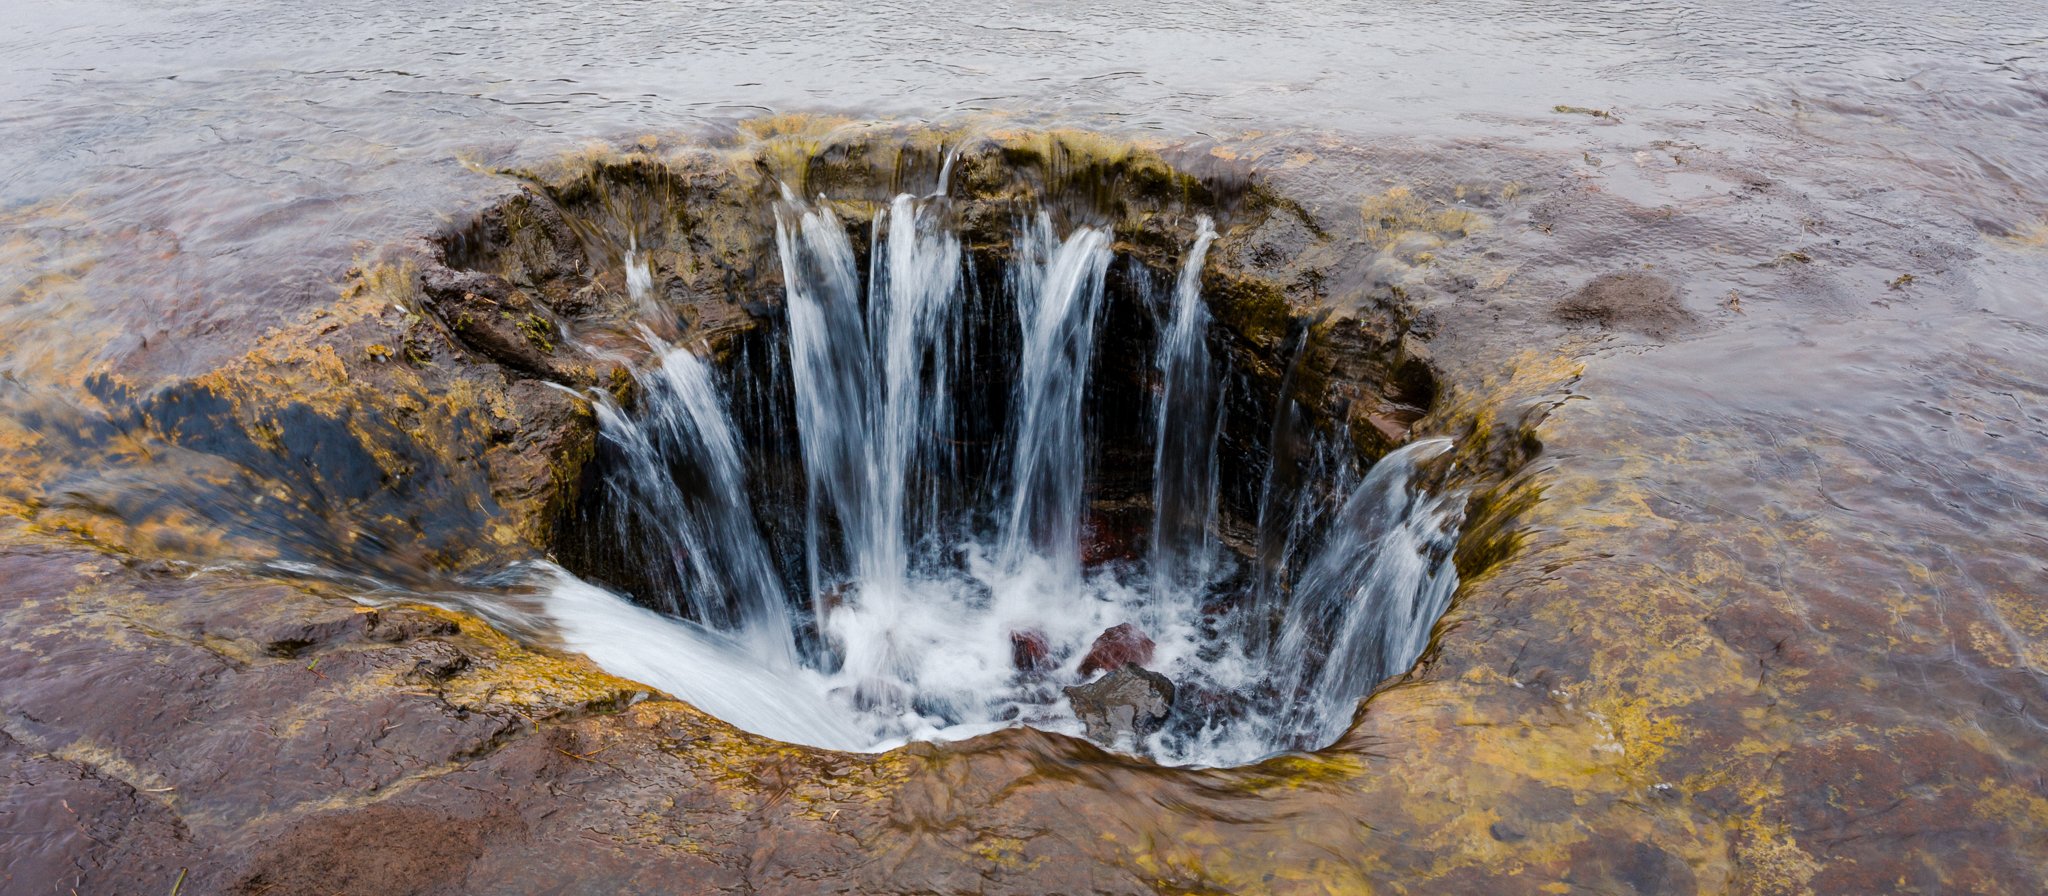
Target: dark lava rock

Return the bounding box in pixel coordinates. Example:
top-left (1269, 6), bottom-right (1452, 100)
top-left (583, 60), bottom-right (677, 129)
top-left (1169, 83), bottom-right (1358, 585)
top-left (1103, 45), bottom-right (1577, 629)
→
top-left (1065, 666), bottom-right (1176, 748)
top-left (1010, 629), bottom-right (1053, 673)
top-left (1554, 271), bottom-right (1692, 338)
top-left (1079, 623), bottom-right (1155, 677)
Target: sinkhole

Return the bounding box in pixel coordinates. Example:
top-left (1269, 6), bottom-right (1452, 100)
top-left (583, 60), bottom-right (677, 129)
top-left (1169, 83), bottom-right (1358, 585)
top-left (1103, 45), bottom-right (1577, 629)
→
top-left (437, 132), bottom-right (1515, 767)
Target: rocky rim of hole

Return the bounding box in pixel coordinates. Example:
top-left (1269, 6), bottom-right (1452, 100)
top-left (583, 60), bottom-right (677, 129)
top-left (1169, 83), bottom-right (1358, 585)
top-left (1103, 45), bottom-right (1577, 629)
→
top-left (381, 130), bottom-right (1550, 756)
top-left (423, 130), bottom-right (1495, 575)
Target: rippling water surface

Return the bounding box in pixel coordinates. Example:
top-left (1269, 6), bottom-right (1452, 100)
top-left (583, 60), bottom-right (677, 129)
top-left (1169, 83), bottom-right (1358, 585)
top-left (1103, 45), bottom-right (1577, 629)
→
top-left (4, 0), bottom-right (2041, 384)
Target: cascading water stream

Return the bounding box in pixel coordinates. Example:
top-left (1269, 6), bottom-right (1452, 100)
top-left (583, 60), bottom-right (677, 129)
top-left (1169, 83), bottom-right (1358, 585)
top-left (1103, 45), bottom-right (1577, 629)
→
top-left (624, 236), bottom-right (654, 309)
top-left (538, 185), bottom-right (1467, 766)
top-left (585, 342), bottom-right (799, 669)
top-left (1149, 216), bottom-right (1222, 594)
top-left (995, 216), bottom-right (1112, 583)
top-left (1274, 438), bottom-right (1463, 745)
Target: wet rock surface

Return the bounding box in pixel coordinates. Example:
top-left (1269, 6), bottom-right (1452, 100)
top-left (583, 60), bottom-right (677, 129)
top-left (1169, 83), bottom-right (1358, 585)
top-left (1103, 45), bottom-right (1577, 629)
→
top-left (1078, 622), bottom-right (1157, 677)
top-left (418, 268), bottom-right (576, 384)
top-left (1009, 629), bottom-right (1053, 673)
top-left (1065, 666), bottom-right (1177, 748)
top-left (0, 125), bottom-right (2043, 894)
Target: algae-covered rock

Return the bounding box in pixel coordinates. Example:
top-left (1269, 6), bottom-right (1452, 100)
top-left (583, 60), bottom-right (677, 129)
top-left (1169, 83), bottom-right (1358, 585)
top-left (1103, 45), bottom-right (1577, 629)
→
top-left (418, 267), bottom-right (578, 383)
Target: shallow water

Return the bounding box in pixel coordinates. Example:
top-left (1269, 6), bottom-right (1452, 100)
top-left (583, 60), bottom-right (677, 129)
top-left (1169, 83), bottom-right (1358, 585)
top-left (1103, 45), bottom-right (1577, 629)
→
top-left (3, 0), bottom-right (2046, 891)
top-left (3, 0), bottom-right (2041, 381)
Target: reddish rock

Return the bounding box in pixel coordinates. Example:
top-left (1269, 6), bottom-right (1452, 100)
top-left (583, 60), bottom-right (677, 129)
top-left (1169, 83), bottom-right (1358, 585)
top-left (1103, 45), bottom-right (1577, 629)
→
top-left (1079, 623), bottom-right (1155, 677)
top-left (1010, 629), bottom-right (1054, 673)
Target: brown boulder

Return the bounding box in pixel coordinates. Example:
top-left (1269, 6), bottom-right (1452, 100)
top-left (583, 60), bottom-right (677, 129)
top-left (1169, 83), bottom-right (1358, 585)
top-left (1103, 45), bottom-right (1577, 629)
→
top-left (1079, 623), bottom-right (1155, 677)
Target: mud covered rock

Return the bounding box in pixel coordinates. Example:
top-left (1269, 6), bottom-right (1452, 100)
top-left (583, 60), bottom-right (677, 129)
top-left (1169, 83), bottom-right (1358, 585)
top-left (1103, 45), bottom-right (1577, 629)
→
top-left (1065, 666), bottom-right (1176, 747)
top-left (1554, 271), bottom-right (1692, 338)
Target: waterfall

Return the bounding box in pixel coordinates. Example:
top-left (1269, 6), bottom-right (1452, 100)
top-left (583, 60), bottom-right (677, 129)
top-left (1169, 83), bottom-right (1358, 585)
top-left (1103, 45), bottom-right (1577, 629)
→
top-left (586, 343), bottom-right (798, 669)
top-left (1149, 215), bottom-right (1221, 591)
top-left (624, 236), bottom-right (654, 308)
top-left (867, 192), bottom-right (964, 584)
top-left (995, 214), bottom-right (1111, 581)
top-left (545, 187), bottom-right (1467, 766)
top-left (773, 193), bottom-right (875, 596)
top-left (774, 189), bottom-right (962, 594)
top-left (1274, 438), bottom-right (1463, 745)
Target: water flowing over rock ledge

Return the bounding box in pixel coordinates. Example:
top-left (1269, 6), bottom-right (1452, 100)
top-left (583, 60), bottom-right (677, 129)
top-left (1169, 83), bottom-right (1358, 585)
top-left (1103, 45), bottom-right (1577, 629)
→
top-left (402, 128), bottom-right (1521, 765)
top-left (3, 118), bottom-right (2041, 894)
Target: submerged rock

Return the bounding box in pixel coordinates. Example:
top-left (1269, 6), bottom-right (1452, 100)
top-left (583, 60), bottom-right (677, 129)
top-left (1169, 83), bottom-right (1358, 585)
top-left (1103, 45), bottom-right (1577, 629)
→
top-left (1078, 623), bottom-right (1156, 677)
top-left (1065, 666), bottom-right (1176, 748)
top-left (1554, 271), bottom-right (1692, 338)
top-left (1010, 629), bottom-right (1054, 673)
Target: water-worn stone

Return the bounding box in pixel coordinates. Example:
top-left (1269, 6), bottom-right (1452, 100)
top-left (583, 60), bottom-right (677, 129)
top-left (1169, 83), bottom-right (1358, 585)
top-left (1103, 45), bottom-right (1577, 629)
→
top-left (1065, 666), bottom-right (1176, 748)
top-left (419, 268), bottom-right (578, 383)
top-left (1078, 623), bottom-right (1155, 677)
top-left (1010, 629), bottom-right (1053, 673)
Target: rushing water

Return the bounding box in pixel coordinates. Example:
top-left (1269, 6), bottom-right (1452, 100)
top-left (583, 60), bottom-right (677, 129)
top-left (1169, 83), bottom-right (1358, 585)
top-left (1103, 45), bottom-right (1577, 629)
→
top-left (538, 187), bottom-right (1462, 766)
